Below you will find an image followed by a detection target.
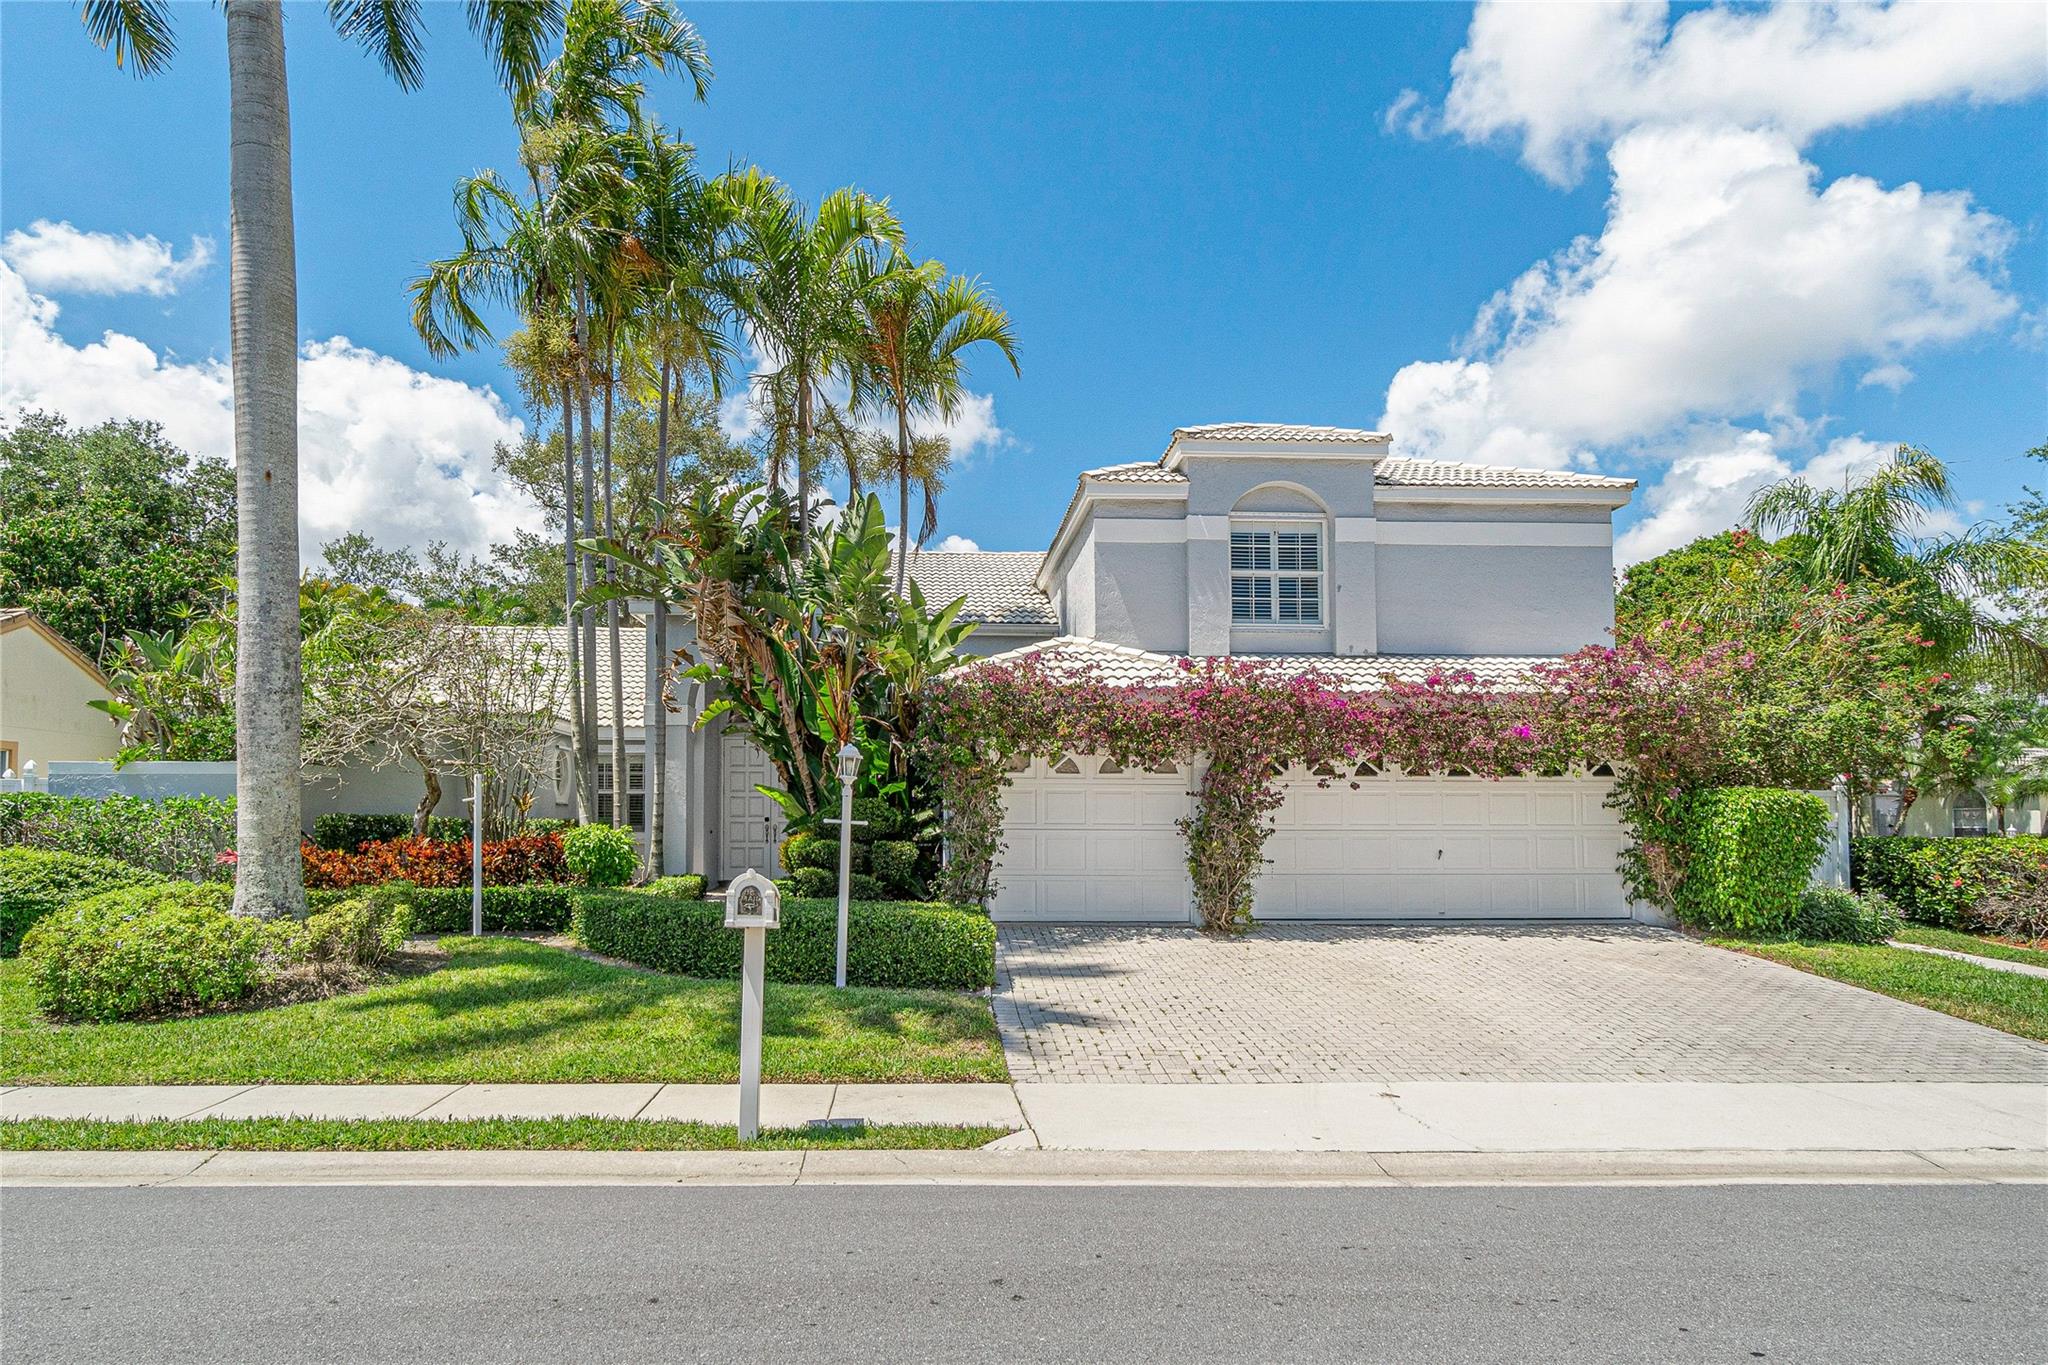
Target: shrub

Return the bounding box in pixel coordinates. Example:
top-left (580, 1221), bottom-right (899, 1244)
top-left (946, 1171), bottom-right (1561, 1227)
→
top-left (310, 813), bottom-right (413, 852)
top-left (300, 834), bottom-right (565, 889)
top-left (850, 796), bottom-right (905, 841)
top-left (295, 891), bottom-right (412, 966)
top-left (644, 875), bottom-right (707, 900)
top-left (1792, 886), bottom-right (1901, 945)
top-left (0, 848), bottom-right (168, 955)
top-left (524, 818), bottom-right (575, 838)
top-left (1673, 787), bottom-right (1829, 934)
top-left (0, 793), bottom-right (237, 881)
top-left (19, 882), bottom-right (287, 1022)
top-left (562, 824), bottom-right (637, 887)
top-left (1852, 836), bottom-right (2048, 929)
top-left (572, 891), bottom-right (995, 991)
top-left (787, 865), bottom-right (884, 900)
top-left (869, 840), bottom-right (920, 897)
top-left (305, 882), bottom-right (575, 934)
top-left (783, 833), bottom-right (844, 873)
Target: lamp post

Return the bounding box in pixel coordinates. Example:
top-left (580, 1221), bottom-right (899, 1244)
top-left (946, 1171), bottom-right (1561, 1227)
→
top-left (833, 741), bottom-right (859, 989)
top-left (471, 772), bottom-right (484, 937)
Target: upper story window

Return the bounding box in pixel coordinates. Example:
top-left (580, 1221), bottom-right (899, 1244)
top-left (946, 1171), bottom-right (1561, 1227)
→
top-left (1231, 525), bottom-right (1322, 625)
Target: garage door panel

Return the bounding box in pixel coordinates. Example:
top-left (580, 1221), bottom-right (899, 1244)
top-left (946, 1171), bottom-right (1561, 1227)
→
top-left (991, 761), bottom-right (1192, 923)
top-left (1042, 789), bottom-right (1089, 825)
top-left (1257, 775), bottom-right (1630, 921)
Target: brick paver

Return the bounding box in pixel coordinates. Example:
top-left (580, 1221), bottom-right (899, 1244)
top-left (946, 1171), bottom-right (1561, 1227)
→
top-left (994, 924), bottom-right (2048, 1084)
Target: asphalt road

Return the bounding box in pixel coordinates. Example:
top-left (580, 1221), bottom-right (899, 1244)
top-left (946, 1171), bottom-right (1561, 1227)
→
top-left (4, 1184), bottom-right (2043, 1363)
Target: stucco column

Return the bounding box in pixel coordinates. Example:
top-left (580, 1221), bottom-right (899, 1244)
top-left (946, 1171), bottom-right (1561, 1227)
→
top-left (1332, 517), bottom-right (1378, 656)
top-left (1186, 516), bottom-right (1231, 657)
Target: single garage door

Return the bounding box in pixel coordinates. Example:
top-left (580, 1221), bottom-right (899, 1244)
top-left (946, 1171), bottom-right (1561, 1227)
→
top-left (1255, 766), bottom-right (1630, 920)
top-left (989, 755), bottom-right (1193, 922)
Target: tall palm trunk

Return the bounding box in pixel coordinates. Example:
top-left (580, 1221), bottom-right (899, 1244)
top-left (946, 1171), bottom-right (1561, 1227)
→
top-left (559, 383), bottom-right (585, 821)
top-left (894, 401), bottom-right (912, 599)
top-left (648, 358), bottom-right (672, 875)
top-left (795, 372), bottom-right (812, 537)
top-left (573, 291), bottom-right (599, 811)
top-left (601, 333), bottom-right (626, 830)
top-left (226, 0), bottom-right (305, 921)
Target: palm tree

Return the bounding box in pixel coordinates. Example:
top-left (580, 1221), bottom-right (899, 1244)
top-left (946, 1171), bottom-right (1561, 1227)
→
top-left (718, 171), bottom-right (903, 538)
top-left (82, 0), bottom-right (562, 920)
top-left (1747, 446), bottom-right (2048, 686)
top-left (848, 250), bottom-right (1018, 596)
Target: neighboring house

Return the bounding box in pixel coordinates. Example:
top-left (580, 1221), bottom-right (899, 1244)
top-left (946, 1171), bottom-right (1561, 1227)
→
top-left (613, 423), bottom-right (1651, 926)
top-left (1882, 769), bottom-right (2048, 839)
top-left (0, 608), bottom-right (121, 773)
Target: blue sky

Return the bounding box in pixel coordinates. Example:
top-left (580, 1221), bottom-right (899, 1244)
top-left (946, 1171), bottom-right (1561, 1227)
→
top-left (3, 2), bottom-right (2043, 567)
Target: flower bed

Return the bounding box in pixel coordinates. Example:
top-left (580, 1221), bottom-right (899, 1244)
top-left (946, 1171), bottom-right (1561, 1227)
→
top-left (301, 834), bottom-right (566, 889)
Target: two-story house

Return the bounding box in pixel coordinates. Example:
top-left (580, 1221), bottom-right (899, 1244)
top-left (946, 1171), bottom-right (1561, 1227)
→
top-left (630, 423), bottom-right (1645, 924)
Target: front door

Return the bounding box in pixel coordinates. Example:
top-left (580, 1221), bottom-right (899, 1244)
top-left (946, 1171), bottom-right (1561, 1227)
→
top-left (719, 732), bottom-right (786, 880)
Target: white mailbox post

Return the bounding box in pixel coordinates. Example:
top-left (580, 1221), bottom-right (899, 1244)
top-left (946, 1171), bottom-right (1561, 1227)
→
top-left (725, 869), bottom-right (782, 1140)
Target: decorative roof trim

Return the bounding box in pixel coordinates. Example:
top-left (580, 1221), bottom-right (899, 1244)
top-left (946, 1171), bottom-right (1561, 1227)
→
top-left (1036, 474), bottom-right (1190, 593)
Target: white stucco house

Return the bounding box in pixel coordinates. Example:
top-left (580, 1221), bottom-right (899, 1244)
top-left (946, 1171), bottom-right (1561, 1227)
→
top-left (589, 422), bottom-right (1666, 925)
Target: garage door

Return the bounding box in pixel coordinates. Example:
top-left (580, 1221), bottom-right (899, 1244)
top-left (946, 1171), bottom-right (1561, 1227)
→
top-left (1255, 766), bottom-right (1629, 920)
top-left (988, 755), bottom-right (1193, 922)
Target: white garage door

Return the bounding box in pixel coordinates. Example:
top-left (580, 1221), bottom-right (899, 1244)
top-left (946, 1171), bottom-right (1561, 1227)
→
top-left (719, 732), bottom-right (787, 879)
top-left (989, 756), bottom-right (1193, 922)
top-left (1256, 767), bottom-right (1629, 920)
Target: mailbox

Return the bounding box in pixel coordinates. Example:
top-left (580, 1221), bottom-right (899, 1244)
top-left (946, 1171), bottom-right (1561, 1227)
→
top-left (725, 868), bottom-right (781, 930)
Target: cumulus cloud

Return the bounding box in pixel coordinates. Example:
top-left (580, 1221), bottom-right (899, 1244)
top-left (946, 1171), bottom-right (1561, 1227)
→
top-left (932, 534), bottom-right (981, 553)
top-left (1399, 128), bottom-right (2015, 454)
top-left (0, 260), bottom-right (538, 565)
top-left (1438, 0), bottom-right (2048, 187)
top-left (2, 219), bottom-right (216, 297)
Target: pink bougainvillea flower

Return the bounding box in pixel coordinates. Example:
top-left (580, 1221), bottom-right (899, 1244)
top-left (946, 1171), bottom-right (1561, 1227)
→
top-left (214, 849), bottom-right (238, 866)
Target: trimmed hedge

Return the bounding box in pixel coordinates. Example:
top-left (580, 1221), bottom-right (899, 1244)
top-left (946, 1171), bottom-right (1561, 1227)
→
top-left (311, 813), bottom-right (413, 852)
top-left (1674, 787), bottom-right (1829, 934)
top-left (0, 792), bottom-right (236, 881)
top-left (1, 848), bottom-right (168, 956)
top-left (1791, 886), bottom-right (1901, 945)
top-left (562, 824), bottom-right (637, 887)
top-left (301, 834), bottom-right (566, 889)
top-left (572, 890), bottom-right (994, 991)
top-left (306, 883), bottom-right (575, 934)
top-left (1852, 835), bottom-right (2048, 929)
top-left (643, 875), bottom-right (708, 900)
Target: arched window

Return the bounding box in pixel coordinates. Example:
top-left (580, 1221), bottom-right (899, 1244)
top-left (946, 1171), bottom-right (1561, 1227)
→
top-left (1951, 790), bottom-right (1989, 838)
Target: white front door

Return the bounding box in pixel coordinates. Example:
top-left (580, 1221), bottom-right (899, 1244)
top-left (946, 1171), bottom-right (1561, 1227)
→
top-left (719, 732), bottom-right (786, 880)
top-left (988, 756), bottom-right (1194, 923)
top-left (1255, 769), bottom-right (1630, 920)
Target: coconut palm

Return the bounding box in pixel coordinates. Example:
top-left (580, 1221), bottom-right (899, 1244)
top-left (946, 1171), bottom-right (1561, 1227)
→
top-left (1747, 445), bottom-right (2048, 686)
top-left (718, 171), bottom-right (903, 538)
top-left (81, 0), bottom-right (563, 919)
top-left (848, 250), bottom-right (1018, 596)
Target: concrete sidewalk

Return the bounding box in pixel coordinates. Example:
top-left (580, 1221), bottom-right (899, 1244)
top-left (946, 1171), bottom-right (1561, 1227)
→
top-left (5, 1080), bottom-right (2043, 1155)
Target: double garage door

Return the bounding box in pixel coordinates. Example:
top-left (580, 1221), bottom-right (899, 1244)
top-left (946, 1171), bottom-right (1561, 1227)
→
top-left (988, 758), bottom-right (1629, 923)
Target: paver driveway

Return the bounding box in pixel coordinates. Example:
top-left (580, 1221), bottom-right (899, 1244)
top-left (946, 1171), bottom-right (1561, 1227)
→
top-left (994, 924), bottom-right (2048, 1084)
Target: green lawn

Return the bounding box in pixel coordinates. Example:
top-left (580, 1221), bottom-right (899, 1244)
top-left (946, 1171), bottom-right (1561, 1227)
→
top-left (1893, 924), bottom-right (2048, 972)
top-left (0, 1117), bottom-right (1011, 1152)
top-left (0, 937), bottom-right (1006, 1085)
top-left (1719, 939), bottom-right (2048, 1042)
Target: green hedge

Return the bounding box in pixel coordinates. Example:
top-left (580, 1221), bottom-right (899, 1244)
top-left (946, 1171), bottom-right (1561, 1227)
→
top-left (1, 847), bottom-right (170, 956)
top-left (1852, 835), bottom-right (2048, 928)
top-left (1674, 787), bottom-right (1829, 934)
top-left (1791, 886), bottom-right (1901, 945)
top-left (643, 875), bottom-right (707, 900)
top-left (0, 793), bottom-right (236, 881)
top-left (311, 813), bottom-right (413, 852)
top-left (20, 882), bottom-right (269, 1021)
top-left (572, 890), bottom-right (994, 991)
top-left (306, 883), bottom-right (575, 934)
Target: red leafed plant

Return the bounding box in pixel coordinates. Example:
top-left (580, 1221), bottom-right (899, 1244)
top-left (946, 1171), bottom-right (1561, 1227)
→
top-left (300, 833), bottom-right (566, 889)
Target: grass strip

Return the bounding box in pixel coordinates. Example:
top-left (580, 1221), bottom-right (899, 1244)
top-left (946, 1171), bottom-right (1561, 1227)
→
top-left (1, 937), bottom-right (1006, 1086)
top-left (1892, 925), bottom-right (2048, 971)
top-left (0, 1117), bottom-right (1013, 1152)
top-left (1718, 939), bottom-right (2048, 1042)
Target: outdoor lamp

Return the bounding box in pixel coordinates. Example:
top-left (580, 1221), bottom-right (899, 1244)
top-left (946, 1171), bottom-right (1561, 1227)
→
top-left (838, 741), bottom-right (860, 785)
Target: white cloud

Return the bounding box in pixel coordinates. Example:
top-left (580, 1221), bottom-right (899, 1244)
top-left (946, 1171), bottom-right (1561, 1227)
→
top-left (909, 390), bottom-right (1008, 458)
top-left (1439, 0), bottom-right (2048, 187)
top-left (1858, 362), bottom-right (1914, 391)
top-left (0, 260), bottom-right (538, 566)
top-left (1382, 128), bottom-right (2016, 477)
top-left (932, 534), bottom-right (980, 553)
top-left (2, 219), bottom-right (216, 297)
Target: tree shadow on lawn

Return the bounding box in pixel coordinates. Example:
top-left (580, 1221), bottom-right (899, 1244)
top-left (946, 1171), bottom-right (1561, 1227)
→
top-left (323, 940), bottom-right (994, 1066)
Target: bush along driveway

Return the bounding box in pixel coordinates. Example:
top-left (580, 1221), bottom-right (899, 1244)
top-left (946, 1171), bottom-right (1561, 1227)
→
top-left (0, 937), bottom-right (1006, 1086)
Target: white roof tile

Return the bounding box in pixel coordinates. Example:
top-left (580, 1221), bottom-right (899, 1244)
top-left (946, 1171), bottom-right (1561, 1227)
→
top-left (487, 623), bottom-right (647, 724)
top-left (1172, 423), bottom-right (1392, 444)
top-left (900, 550), bottom-right (1059, 627)
top-left (1375, 458), bottom-right (1634, 490)
top-left (963, 636), bottom-right (1555, 689)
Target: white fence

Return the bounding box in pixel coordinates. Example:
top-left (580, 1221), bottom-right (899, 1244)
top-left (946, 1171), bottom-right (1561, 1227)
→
top-left (1810, 782), bottom-right (1853, 888)
top-left (0, 759), bottom-right (470, 832)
